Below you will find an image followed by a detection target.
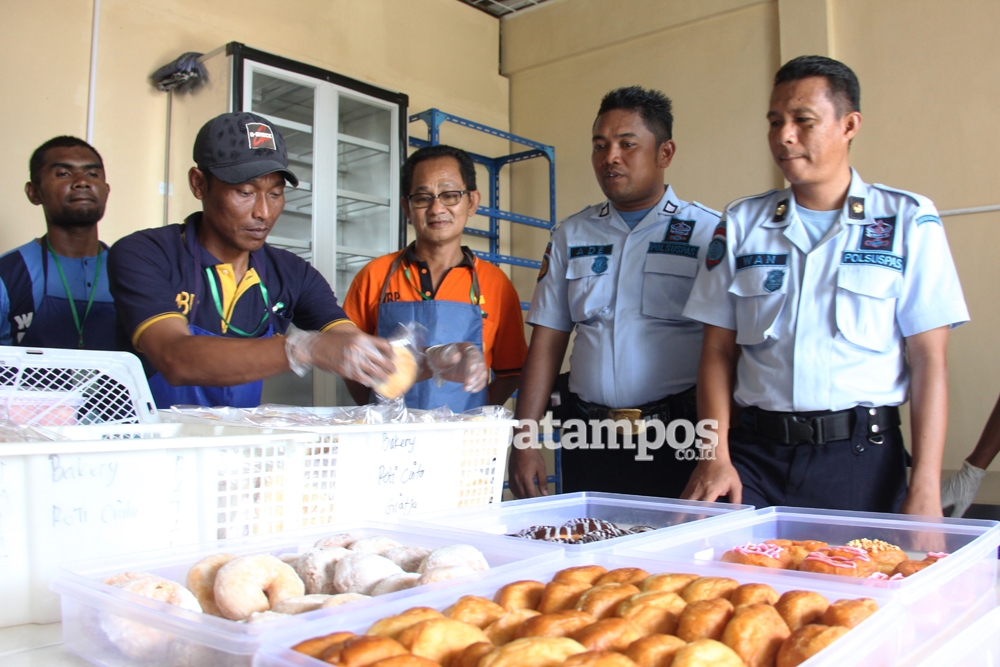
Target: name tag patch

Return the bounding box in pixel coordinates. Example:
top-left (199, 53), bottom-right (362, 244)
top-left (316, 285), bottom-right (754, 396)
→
top-left (735, 253), bottom-right (788, 271)
top-left (841, 251), bottom-right (905, 272)
top-left (860, 216), bottom-right (896, 251)
top-left (569, 244), bottom-right (613, 258)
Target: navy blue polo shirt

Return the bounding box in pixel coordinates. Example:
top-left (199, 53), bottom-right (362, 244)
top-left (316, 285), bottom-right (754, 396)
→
top-left (108, 213), bottom-right (350, 377)
top-left (0, 239), bottom-right (115, 348)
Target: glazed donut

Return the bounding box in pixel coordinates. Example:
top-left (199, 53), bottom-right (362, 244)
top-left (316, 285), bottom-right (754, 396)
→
top-left (445, 595), bottom-right (507, 628)
top-left (595, 567), bottom-right (649, 586)
top-left (575, 583), bottom-right (641, 619)
top-left (797, 546), bottom-right (878, 578)
top-left (349, 536), bottom-right (403, 555)
top-left (323, 635), bottom-right (408, 667)
top-left (571, 617), bottom-right (643, 652)
top-left (846, 538), bottom-right (908, 574)
top-left (373, 345), bottom-right (419, 400)
top-left (484, 608), bottom-right (541, 645)
top-left (562, 651), bottom-right (640, 667)
top-left (774, 591), bottom-right (830, 631)
top-left (384, 546), bottom-right (432, 573)
top-left (680, 577), bottom-right (739, 603)
top-left (518, 610), bottom-right (596, 639)
top-left (101, 574), bottom-right (202, 660)
top-left (721, 542), bottom-right (792, 569)
top-left (764, 540), bottom-right (828, 568)
top-left (292, 630), bottom-right (355, 658)
top-left (185, 555), bottom-right (234, 617)
top-left (821, 598), bottom-right (878, 628)
top-left (616, 591), bottom-right (686, 636)
top-left (477, 636), bottom-right (587, 667)
top-left (213, 555), bottom-right (304, 621)
top-left (729, 583), bottom-right (780, 607)
top-left (640, 573), bottom-right (699, 594)
top-left (314, 533), bottom-right (358, 549)
top-left (397, 617), bottom-right (490, 665)
top-left (892, 556), bottom-right (942, 577)
top-left (367, 607), bottom-right (444, 639)
top-left (538, 579), bottom-right (592, 613)
top-left (776, 624), bottom-right (849, 667)
top-left (625, 634), bottom-right (687, 667)
top-left (371, 572), bottom-right (421, 596)
top-left (494, 580), bottom-right (545, 611)
top-left (333, 553), bottom-right (404, 595)
top-left (552, 565), bottom-right (608, 585)
top-left (416, 565), bottom-right (477, 585)
top-left (418, 545), bottom-right (489, 573)
top-left (296, 546), bottom-right (350, 594)
top-left (675, 598), bottom-right (735, 642)
top-left (671, 638), bottom-right (745, 667)
top-left (721, 603), bottom-right (791, 667)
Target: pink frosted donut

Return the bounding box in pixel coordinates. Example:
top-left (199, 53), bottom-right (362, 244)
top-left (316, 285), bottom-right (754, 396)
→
top-left (213, 555), bottom-right (304, 620)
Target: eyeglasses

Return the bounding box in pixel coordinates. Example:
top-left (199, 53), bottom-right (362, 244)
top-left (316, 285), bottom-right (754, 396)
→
top-left (406, 190), bottom-right (467, 208)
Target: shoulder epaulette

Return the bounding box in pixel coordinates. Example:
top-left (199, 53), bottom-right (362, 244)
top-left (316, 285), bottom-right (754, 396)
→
top-left (872, 182), bottom-right (925, 207)
top-left (688, 201), bottom-right (722, 218)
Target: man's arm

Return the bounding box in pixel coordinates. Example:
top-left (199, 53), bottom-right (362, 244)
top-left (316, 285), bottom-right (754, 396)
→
top-left (681, 324), bottom-right (744, 504)
top-left (488, 374), bottom-right (520, 406)
top-left (508, 325), bottom-right (571, 498)
top-left (902, 325), bottom-right (950, 517)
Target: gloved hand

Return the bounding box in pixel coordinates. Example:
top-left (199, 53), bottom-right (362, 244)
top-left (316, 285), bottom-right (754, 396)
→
top-left (940, 460), bottom-right (986, 517)
top-left (424, 342), bottom-right (488, 393)
top-left (287, 326), bottom-right (396, 387)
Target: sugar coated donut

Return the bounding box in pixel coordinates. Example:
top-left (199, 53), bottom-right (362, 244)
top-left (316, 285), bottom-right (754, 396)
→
top-left (416, 565), bottom-right (476, 585)
top-left (185, 554), bottom-right (235, 617)
top-left (373, 345), bottom-right (418, 399)
top-left (418, 545), bottom-right (489, 573)
top-left (101, 574), bottom-right (202, 660)
top-left (314, 533), bottom-right (358, 549)
top-left (296, 546), bottom-right (350, 594)
top-left (334, 553), bottom-right (404, 595)
top-left (213, 554), bottom-right (304, 620)
top-left (349, 536), bottom-right (403, 555)
top-left (384, 546), bottom-right (432, 572)
top-left (371, 572), bottom-right (421, 596)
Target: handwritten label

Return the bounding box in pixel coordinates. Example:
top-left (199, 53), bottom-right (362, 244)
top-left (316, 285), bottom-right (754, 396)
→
top-left (49, 454), bottom-right (119, 487)
top-left (382, 434), bottom-right (416, 453)
top-left (385, 493), bottom-right (418, 516)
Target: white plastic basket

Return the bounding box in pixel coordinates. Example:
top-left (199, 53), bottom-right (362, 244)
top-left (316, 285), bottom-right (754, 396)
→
top-left (0, 346), bottom-right (157, 425)
top-left (0, 422), bottom-right (334, 626)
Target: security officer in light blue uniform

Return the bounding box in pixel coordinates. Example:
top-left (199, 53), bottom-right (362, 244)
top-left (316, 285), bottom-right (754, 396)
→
top-left (509, 86), bottom-right (720, 499)
top-left (682, 56), bottom-right (968, 516)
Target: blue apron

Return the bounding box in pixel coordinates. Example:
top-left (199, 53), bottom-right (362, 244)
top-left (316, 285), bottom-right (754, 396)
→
top-left (375, 246), bottom-right (487, 411)
top-left (148, 234), bottom-right (273, 409)
top-left (21, 242), bottom-right (116, 350)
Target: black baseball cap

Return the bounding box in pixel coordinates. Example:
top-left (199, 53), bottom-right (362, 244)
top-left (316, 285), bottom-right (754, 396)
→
top-left (193, 111), bottom-right (299, 187)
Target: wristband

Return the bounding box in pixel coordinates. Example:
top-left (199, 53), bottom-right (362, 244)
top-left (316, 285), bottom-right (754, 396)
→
top-left (284, 329), bottom-right (320, 377)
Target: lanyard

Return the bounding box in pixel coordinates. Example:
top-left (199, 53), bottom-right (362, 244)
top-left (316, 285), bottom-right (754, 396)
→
top-left (404, 266), bottom-right (477, 305)
top-left (204, 266), bottom-right (271, 337)
top-left (44, 236), bottom-right (103, 349)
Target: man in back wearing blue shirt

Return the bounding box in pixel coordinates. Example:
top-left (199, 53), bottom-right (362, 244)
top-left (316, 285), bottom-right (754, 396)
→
top-left (0, 136), bottom-right (116, 349)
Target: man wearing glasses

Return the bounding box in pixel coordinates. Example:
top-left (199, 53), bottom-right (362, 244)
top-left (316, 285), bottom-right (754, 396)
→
top-left (343, 145), bottom-right (527, 409)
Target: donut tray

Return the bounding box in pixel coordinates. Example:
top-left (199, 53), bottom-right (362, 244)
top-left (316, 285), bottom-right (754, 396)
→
top-left (615, 506), bottom-right (1000, 661)
top-left (49, 521), bottom-right (564, 667)
top-left (406, 491), bottom-right (753, 552)
top-left (254, 552), bottom-right (908, 667)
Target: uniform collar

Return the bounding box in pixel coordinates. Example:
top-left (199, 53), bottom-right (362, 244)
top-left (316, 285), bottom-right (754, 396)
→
top-left (602, 185), bottom-right (680, 234)
top-left (762, 168), bottom-right (870, 230)
top-left (403, 243), bottom-right (475, 269)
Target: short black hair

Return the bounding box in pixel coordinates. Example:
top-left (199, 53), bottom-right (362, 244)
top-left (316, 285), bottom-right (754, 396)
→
top-left (597, 86), bottom-right (674, 144)
top-left (402, 145), bottom-right (477, 196)
top-left (774, 56), bottom-right (861, 116)
top-left (30, 136), bottom-right (103, 184)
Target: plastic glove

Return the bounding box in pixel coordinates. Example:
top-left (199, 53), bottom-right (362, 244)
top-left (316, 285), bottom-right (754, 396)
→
top-left (940, 460), bottom-right (986, 517)
top-left (288, 326), bottom-right (396, 387)
top-left (424, 343), bottom-right (488, 393)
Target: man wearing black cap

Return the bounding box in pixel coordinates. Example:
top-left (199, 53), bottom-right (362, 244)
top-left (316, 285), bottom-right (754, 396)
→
top-left (108, 112), bottom-right (397, 408)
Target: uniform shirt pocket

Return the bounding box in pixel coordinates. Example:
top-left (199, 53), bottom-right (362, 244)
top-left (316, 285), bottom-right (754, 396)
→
top-left (835, 265), bottom-right (901, 351)
top-left (641, 253), bottom-right (697, 320)
top-left (727, 267), bottom-right (789, 345)
top-left (565, 257), bottom-right (613, 323)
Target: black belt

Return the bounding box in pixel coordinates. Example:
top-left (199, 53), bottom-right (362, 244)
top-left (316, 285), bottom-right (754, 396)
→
top-left (740, 405), bottom-right (900, 446)
top-left (573, 385), bottom-right (696, 435)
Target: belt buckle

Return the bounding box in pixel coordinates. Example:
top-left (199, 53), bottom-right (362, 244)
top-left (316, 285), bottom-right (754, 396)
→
top-left (786, 416), bottom-right (815, 445)
top-left (608, 408), bottom-right (643, 436)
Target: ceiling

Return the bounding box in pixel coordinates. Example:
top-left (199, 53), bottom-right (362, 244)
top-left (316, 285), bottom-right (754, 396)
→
top-left (457, 0), bottom-right (554, 17)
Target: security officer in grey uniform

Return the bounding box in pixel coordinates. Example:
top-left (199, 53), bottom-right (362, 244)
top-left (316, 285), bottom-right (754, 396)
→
top-left (509, 86), bottom-right (720, 499)
top-left (682, 56), bottom-right (968, 516)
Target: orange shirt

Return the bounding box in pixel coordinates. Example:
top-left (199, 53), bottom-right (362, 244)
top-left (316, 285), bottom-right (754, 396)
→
top-left (343, 247), bottom-right (527, 378)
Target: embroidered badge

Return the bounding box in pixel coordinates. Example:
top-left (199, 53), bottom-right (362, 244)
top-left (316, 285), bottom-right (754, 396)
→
top-left (648, 241), bottom-right (699, 259)
top-left (773, 199), bottom-right (789, 221)
top-left (245, 122), bottom-right (276, 150)
top-left (860, 216), bottom-right (896, 251)
top-left (592, 255), bottom-right (609, 274)
top-left (841, 251), bottom-right (904, 272)
top-left (663, 200), bottom-right (678, 214)
top-left (848, 196), bottom-right (866, 220)
top-left (705, 220), bottom-right (727, 271)
top-left (916, 214), bottom-right (942, 226)
top-left (666, 218), bottom-right (695, 243)
top-left (536, 242), bottom-right (552, 282)
top-left (599, 203), bottom-right (610, 217)
top-left (764, 269), bottom-right (785, 293)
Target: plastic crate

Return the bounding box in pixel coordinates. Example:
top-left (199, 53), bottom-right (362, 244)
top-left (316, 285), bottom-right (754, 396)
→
top-left (50, 521), bottom-right (565, 667)
top-left (407, 491), bottom-right (753, 552)
top-left (0, 346), bottom-right (157, 424)
top-left (256, 552), bottom-right (908, 667)
top-left (0, 422), bottom-right (337, 626)
top-left (162, 410), bottom-right (516, 521)
top-left (617, 506), bottom-right (1000, 663)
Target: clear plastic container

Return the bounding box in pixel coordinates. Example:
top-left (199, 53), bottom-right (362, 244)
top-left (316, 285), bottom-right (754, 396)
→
top-left (255, 552), bottom-right (907, 667)
top-left (408, 491), bottom-right (753, 552)
top-left (912, 602), bottom-right (1000, 666)
top-left (618, 506), bottom-right (1000, 662)
top-left (51, 521), bottom-right (564, 667)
